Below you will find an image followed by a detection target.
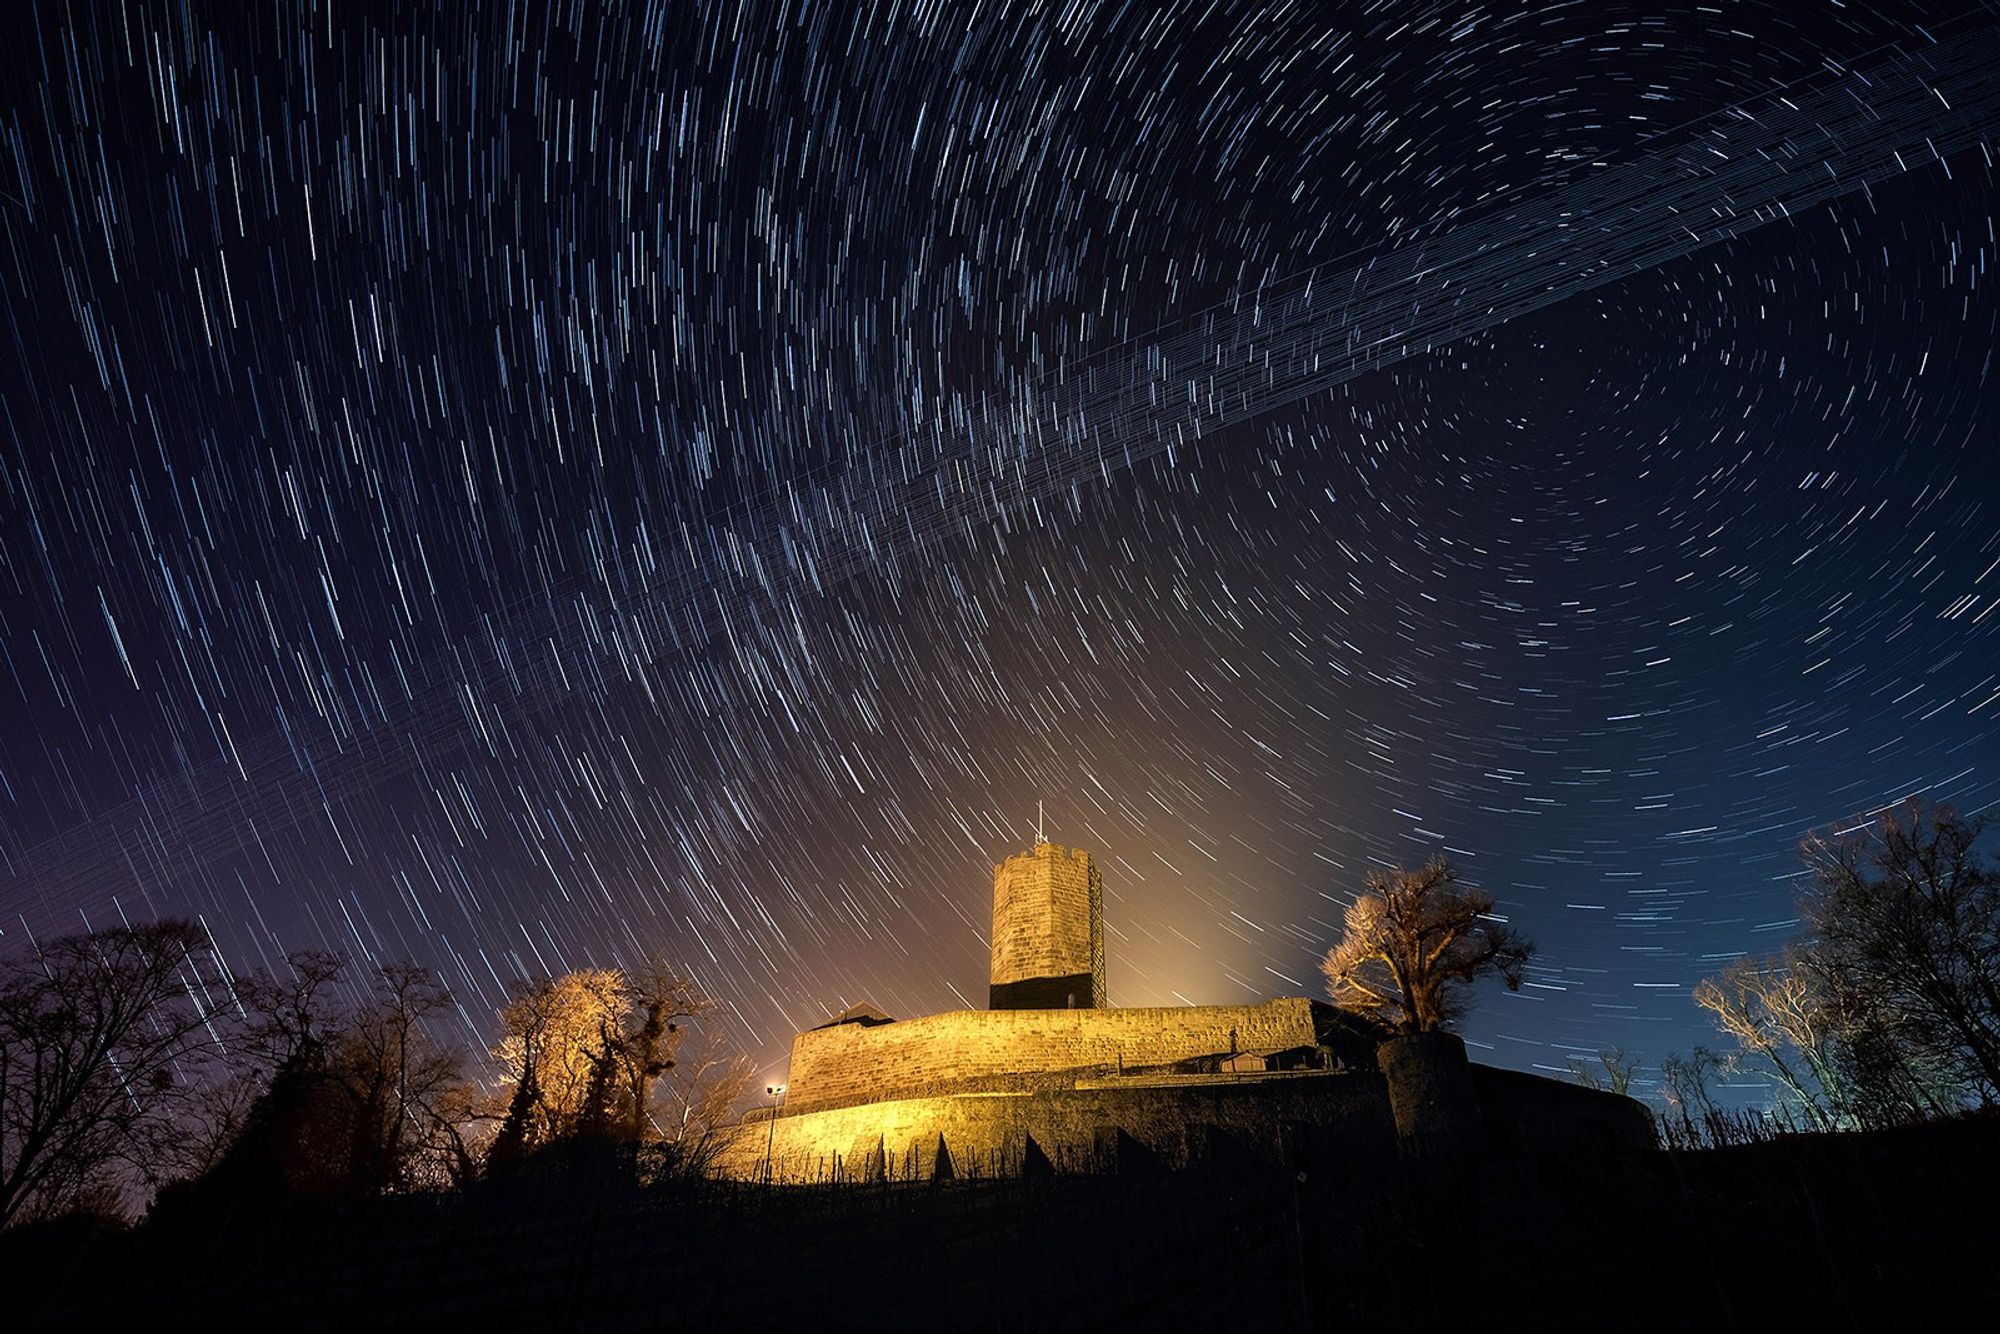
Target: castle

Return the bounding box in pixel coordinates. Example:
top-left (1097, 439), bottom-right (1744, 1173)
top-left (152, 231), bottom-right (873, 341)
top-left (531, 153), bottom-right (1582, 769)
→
top-left (711, 841), bottom-right (1649, 1181)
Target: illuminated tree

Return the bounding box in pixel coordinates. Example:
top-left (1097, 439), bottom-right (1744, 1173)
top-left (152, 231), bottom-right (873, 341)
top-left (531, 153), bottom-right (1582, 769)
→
top-left (1693, 951), bottom-right (1843, 1131)
top-left (1689, 801), bottom-right (1992, 1133)
top-left (492, 968), bottom-right (625, 1144)
top-left (488, 961), bottom-right (736, 1158)
top-left (1320, 857), bottom-right (1532, 1034)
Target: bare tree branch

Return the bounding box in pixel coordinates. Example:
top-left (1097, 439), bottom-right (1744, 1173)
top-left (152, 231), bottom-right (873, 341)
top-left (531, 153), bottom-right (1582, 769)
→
top-left (1320, 857), bottom-right (1533, 1034)
top-left (1, 921), bottom-right (226, 1227)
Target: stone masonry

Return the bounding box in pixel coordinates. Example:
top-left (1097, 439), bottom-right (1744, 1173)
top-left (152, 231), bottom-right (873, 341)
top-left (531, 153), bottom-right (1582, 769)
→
top-left (715, 839), bottom-right (1658, 1180)
top-left (784, 998), bottom-right (1335, 1113)
top-left (709, 1063), bottom-right (1654, 1182)
top-left (989, 841), bottom-right (1103, 1009)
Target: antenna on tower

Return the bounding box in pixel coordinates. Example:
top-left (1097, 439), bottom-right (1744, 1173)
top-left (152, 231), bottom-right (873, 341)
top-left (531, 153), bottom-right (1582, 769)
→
top-left (1036, 800), bottom-right (1045, 846)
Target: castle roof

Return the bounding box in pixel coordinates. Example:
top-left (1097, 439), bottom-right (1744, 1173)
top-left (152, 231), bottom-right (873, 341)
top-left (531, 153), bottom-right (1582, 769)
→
top-left (813, 1001), bottom-right (895, 1030)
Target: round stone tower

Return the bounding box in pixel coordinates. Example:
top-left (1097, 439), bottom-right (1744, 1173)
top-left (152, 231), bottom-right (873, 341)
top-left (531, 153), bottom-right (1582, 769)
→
top-left (989, 841), bottom-right (1105, 1009)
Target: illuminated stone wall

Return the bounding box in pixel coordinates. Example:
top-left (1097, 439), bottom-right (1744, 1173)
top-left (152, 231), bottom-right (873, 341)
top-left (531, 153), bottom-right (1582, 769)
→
top-left (711, 1073), bottom-right (1398, 1181)
top-left (989, 842), bottom-right (1103, 1008)
top-left (785, 998), bottom-right (1333, 1112)
top-left (709, 1066), bottom-right (1655, 1182)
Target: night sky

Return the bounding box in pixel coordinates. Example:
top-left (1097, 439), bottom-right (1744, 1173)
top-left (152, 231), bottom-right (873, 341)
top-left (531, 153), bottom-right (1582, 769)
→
top-left (2, 1), bottom-right (1997, 1103)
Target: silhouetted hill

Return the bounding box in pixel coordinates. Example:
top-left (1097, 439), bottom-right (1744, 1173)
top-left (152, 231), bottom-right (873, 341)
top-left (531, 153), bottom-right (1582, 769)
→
top-left (6, 1116), bottom-right (1997, 1332)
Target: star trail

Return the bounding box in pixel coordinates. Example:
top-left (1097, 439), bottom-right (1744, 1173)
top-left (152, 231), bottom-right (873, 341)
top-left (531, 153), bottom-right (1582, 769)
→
top-left (2, 1), bottom-right (1997, 1099)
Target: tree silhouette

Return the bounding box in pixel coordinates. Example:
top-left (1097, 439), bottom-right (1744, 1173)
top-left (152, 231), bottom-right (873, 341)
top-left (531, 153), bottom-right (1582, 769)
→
top-left (202, 953), bottom-right (471, 1200)
top-left (1320, 857), bottom-right (1532, 1033)
top-left (1799, 799), bottom-right (2000, 1100)
top-left (0, 921), bottom-right (224, 1227)
top-left (1568, 1046), bottom-right (1641, 1097)
top-left (485, 1064), bottom-right (542, 1173)
top-left (1657, 1047), bottom-right (1731, 1147)
top-left (202, 950), bottom-right (359, 1198)
top-left (0, 919), bottom-right (753, 1215)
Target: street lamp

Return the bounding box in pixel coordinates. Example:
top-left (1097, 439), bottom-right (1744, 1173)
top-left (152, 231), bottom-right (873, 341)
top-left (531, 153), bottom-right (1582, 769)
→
top-left (762, 1082), bottom-right (786, 1183)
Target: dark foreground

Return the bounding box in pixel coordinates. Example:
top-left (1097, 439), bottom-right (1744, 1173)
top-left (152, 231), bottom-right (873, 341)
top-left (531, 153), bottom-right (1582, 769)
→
top-left (6, 1117), bottom-right (1996, 1332)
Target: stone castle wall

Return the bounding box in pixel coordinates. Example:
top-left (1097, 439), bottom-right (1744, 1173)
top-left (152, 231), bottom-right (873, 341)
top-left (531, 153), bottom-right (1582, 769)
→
top-left (785, 999), bottom-right (1328, 1113)
top-left (1470, 1064), bottom-right (1657, 1156)
top-left (989, 843), bottom-right (1103, 1007)
top-left (711, 1074), bottom-right (1398, 1182)
top-left (710, 1065), bottom-right (1656, 1182)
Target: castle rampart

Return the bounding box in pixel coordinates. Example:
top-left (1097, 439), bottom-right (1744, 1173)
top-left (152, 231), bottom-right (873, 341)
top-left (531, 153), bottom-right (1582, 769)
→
top-left (784, 997), bottom-right (1346, 1113)
top-left (711, 1064), bottom-right (1652, 1182)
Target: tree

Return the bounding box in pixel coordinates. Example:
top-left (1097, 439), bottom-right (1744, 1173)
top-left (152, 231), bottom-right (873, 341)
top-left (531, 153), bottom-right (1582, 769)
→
top-left (203, 953), bottom-right (472, 1199)
top-left (601, 963), bottom-right (715, 1143)
top-left (1320, 857), bottom-right (1533, 1033)
top-left (1693, 951), bottom-right (1843, 1130)
top-left (1657, 1047), bottom-right (1731, 1147)
top-left (0, 921), bottom-right (226, 1227)
top-left (485, 961), bottom-right (737, 1164)
top-left (490, 968), bottom-right (625, 1148)
top-left (196, 949), bottom-right (357, 1198)
top-left (484, 1060), bottom-right (541, 1173)
top-left (233, 949), bottom-right (349, 1076)
top-left (1798, 800), bottom-right (2000, 1101)
top-left (1692, 944), bottom-right (1954, 1132)
top-left (1810, 957), bottom-right (1958, 1128)
top-left (1567, 1046), bottom-right (1640, 1097)
top-left (655, 1028), bottom-right (754, 1151)
top-left (337, 961), bottom-right (470, 1192)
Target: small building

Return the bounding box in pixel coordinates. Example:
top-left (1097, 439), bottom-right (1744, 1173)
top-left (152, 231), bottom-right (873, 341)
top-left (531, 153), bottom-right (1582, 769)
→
top-left (814, 1001), bottom-right (894, 1030)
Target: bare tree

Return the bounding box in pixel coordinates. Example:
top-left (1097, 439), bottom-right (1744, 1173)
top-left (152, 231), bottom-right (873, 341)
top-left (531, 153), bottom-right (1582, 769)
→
top-left (201, 950), bottom-right (367, 1198)
top-left (1657, 1046), bottom-right (1730, 1146)
top-left (204, 953), bottom-right (471, 1199)
top-left (653, 1028), bottom-right (754, 1147)
top-left (339, 962), bottom-right (469, 1192)
top-left (486, 961), bottom-right (745, 1168)
top-left (1568, 1046), bottom-right (1640, 1097)
top-left (1320, 857), bottom-right (1533, 1033)
top-left (1702, 943), bottom-right (1952, 1131)
top-left (604, 963), bottom-right (715, 1144)
top-left (1809, 953), bottom-right (1959, 1128)
top-left (171, 1066), bottom-right (265, 1185)
top-left (0, 921), bottom-right (226, 1227)
top-left (1799, 800), bottom-right (2000, 1100)
top-left (233, 949), bottom-right (348, 1075)
top-left (1693, 951), bottom-right (1843, 1130)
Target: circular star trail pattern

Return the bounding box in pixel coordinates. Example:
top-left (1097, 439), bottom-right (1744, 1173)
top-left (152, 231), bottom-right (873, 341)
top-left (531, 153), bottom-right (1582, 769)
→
top-left (2, 1), bottom-right (1996, 1096)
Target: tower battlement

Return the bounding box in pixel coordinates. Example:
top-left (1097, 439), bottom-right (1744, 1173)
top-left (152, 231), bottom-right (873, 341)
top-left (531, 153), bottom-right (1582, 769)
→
top-left (989, 841), bottom-right (1104, 1009)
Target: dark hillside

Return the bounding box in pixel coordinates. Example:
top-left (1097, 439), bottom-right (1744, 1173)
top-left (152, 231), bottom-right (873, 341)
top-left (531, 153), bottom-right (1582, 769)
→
top-left (7, 1116), bottom-right (1996, 1332)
